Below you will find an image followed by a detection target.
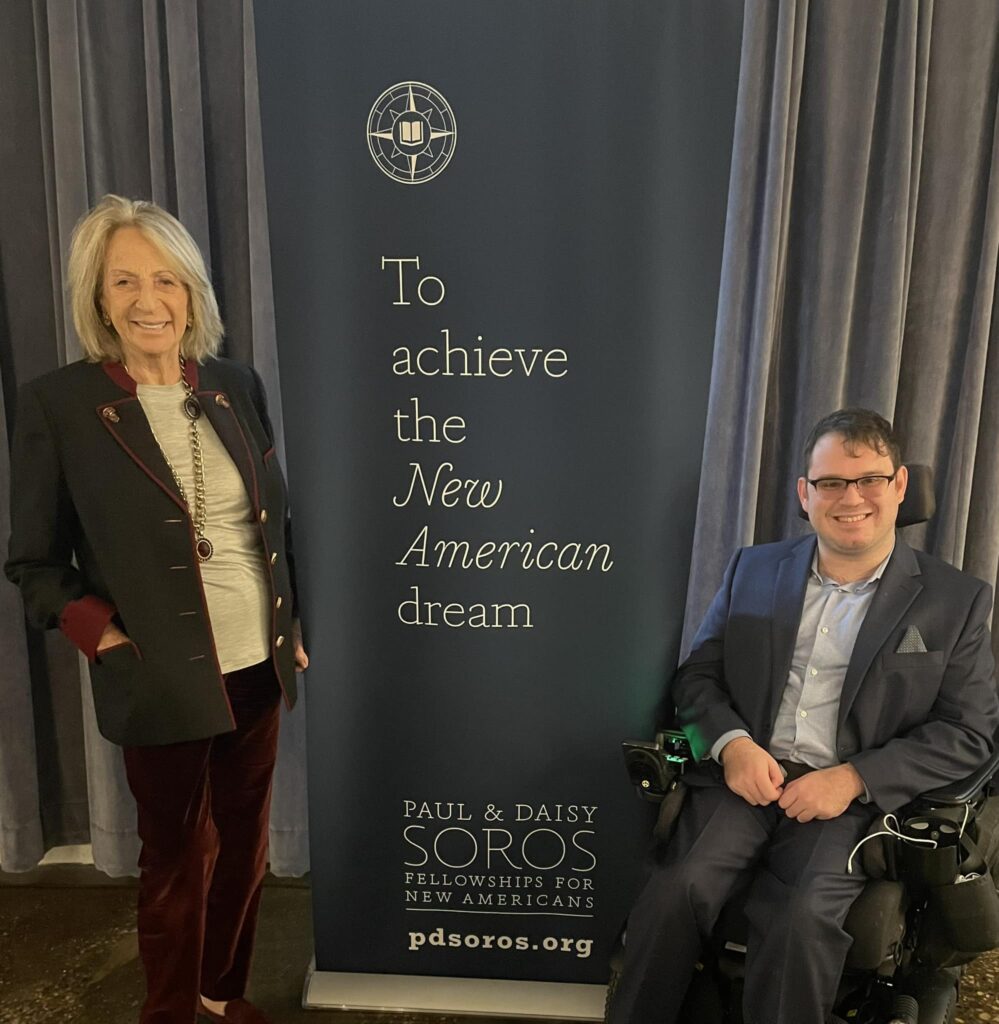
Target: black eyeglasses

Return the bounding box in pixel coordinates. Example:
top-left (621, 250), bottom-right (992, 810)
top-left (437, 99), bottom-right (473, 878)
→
top-left (807, 473), bottom-right (898, 496)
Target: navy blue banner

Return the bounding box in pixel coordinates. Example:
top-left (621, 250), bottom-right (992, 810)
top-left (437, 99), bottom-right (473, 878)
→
top-left (255, 0), bottom-right (742, 986)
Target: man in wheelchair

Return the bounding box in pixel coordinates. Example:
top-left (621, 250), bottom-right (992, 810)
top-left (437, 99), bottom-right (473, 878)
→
top-left (606, 409), bottom-right (999, 1024)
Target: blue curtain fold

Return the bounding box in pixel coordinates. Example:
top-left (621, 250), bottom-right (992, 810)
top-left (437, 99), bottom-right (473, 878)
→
top-left (0, 0), bottom-right (306, 876)
top-left (685, 0), bottom-right (999, 660)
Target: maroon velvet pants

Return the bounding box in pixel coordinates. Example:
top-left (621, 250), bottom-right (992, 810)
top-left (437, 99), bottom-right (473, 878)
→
top-left (123, 660), bottom-right (281, 1024)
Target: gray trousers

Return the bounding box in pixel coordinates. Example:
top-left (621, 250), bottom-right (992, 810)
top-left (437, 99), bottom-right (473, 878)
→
top-left (607, 784), bottom-right (879, 1024)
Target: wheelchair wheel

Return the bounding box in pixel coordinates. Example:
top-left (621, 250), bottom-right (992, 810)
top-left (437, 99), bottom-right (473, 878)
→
top-left (940, 988), bottom-right (957, 1024)
top-left (900, 968), bottom-right (959, 1024)
top-left (916, 989), bottom-right (957, 1024)
top-left (886, 994), bottom-right (919, 1024)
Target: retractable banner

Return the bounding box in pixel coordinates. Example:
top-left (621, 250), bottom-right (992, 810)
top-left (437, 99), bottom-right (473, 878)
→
top-left (255, 0), bottom-right (742, 1008)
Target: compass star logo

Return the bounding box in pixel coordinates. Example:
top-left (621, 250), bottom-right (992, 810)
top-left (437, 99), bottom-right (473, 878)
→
top-left (367, 82), bottom-right (457, 185)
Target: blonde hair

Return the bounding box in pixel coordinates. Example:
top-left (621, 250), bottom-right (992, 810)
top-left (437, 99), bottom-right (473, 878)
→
top-left (67, 194), bottom-right (224, 362)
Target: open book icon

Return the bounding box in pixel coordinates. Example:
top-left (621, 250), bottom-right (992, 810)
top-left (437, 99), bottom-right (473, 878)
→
top-left (400, 120), bottom-right (424, 145)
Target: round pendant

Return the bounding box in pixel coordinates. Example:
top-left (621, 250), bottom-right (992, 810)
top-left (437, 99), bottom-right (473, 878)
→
top-left (196, 537), bottom-right (214, 561)
top-left (183, 395), bottom-right (202, 421)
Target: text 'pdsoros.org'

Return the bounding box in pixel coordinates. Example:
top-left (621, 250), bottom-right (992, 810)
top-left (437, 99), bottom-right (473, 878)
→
top-left (408, 928), bottom-right (592, 958)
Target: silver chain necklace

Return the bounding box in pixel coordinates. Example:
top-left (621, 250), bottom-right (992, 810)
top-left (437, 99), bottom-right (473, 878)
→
top-left (169, 357), bottom-right (213, 561)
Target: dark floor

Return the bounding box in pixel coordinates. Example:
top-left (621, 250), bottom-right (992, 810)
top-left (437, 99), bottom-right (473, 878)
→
top-left (0, 867), bottom-right (557, 1024)
top-left (2, 868), bottom-right (998, 1023)
top-left (957, 957), bottom-right (999, 1024)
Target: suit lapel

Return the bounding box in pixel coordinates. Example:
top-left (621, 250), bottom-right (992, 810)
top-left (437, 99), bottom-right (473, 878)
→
top-left (836, 537), bottom-right (923, 731)
top-left (196, 363), bottom-right (260, 512)
top-left (768, 536), bottom-right (815, 728)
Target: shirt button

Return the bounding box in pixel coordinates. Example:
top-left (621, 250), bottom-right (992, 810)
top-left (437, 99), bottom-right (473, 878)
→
top-left (810, 668), bottom-right (818, 676)
top-left (275, 635), bottom-right (285, 647)
top-left (260, 508), bottom-right (269, 523)
top-left (799, 710), bottom-right (808, 718)
top-left (275, 596), bottom-right (283, 609)
top-left (821, 626), bottom-right (829, 635)
top-left (270, 552), bottom-right (278, 565)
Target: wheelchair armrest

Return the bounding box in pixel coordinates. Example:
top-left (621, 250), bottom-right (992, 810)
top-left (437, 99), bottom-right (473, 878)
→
top-left (914, 747), bottom-right (999, 806)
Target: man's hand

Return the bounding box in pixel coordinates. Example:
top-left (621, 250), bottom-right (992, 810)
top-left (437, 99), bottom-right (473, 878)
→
top-left (778, 763), bottom-right (865, 822)
top-left (720, 736), bottom-right (785, 806)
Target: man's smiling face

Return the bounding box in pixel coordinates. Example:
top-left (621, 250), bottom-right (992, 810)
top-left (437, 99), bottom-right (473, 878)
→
top-left (797, 432), bottom-right (908, 564)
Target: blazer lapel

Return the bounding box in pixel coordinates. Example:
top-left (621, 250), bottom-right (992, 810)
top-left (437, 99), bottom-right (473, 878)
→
top-left (97, 359), bottom-right (261, 517)
top-left (196, 364), bottom-right (260, 513)
top-left (768, 536), bottom-right (815, 729)
top-left (836, 537), bottom-right (923, 731)
top-left (97, 363), bottom-right (185, 510)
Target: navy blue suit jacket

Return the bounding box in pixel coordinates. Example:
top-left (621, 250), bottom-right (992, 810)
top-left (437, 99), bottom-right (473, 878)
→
top-left (674, 535), bottom-right (999, 812)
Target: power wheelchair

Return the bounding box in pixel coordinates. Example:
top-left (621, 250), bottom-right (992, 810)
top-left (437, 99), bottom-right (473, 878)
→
top-left (608, 467), bottom-right (999, 1024)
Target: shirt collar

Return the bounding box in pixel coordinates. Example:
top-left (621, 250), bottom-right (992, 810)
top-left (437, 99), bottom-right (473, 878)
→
top-left (810, 540), bottom-right (896, 593)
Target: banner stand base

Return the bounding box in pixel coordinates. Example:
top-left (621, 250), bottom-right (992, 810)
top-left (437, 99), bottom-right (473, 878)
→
top-left (302, 959), bottom-right (605, 1020)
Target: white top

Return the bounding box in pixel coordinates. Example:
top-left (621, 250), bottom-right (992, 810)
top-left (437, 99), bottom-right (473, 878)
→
top-left (137, 382), bottom-right (271, 673)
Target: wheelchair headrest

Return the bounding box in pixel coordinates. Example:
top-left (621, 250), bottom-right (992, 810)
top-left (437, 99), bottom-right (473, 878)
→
top-left (797, 463), bottom-right (935, 529)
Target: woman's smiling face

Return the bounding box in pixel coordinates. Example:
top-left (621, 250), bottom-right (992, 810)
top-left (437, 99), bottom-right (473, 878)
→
top-left (101, 226), bottom-right (189, 366)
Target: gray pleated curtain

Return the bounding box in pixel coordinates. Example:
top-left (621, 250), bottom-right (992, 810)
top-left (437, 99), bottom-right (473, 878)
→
top-left (5, 0), bottom-right (999, 879)
top-left (684, 0), bottom-right (999, 657)
top-left (0, 0), bottom-right (308, 875)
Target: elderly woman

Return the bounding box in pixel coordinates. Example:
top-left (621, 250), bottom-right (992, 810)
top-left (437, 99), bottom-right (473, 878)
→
top-left (5, 195), bottom-right (306, 1024)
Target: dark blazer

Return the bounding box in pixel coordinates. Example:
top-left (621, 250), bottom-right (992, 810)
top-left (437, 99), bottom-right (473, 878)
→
top-left (6, 357), bottom-right (299, 747)
top-left (674, 534), bottom-right (999, 812)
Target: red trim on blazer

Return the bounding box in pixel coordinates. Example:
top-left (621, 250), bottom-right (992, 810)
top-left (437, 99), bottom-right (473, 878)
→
top-left (102, 361), bottom-right (136, 394)
top-left (220, 401), bottom-right (293, 711)
top-left (60, 595), bottom-right (117, 661)
top-left (95, 398), bottom-right (188, 512)
top-left (101, 359), bottom-right (200, 392)
top-left (185, 519), bottom-right (236, 729)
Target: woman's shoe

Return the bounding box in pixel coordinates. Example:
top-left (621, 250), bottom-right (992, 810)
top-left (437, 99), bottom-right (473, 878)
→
top-left (198, 997), bottom-right (274, 1023)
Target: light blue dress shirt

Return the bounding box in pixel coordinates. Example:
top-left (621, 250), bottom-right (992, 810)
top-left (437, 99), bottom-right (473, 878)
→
top-left (710, 544), bottom-right (895, 769)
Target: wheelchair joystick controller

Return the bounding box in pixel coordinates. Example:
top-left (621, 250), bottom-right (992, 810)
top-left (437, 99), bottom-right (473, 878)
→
top-left (621, 730), bottom-right (691, 802)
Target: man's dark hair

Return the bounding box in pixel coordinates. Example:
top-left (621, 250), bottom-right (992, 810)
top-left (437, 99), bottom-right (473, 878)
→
top-left (802, 408), bottom-right (902, 475)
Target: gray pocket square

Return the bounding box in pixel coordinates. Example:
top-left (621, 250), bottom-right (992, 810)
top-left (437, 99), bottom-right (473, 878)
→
top-left (896, 625), bottom-right (928, 654)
